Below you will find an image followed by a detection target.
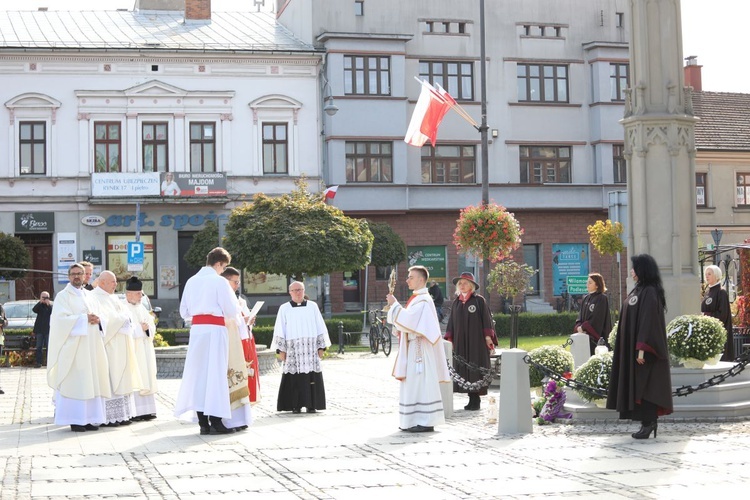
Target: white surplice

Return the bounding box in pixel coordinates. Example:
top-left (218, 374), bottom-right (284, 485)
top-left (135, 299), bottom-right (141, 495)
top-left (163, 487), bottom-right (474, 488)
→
top-left (387, 288), bottom-right (450, 429)
top-left (126, 300), bottom-right (158, 417)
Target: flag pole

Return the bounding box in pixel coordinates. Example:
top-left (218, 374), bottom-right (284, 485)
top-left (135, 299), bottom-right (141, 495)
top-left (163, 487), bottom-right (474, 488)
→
top-left (479, 0), bottom-right (491, 298)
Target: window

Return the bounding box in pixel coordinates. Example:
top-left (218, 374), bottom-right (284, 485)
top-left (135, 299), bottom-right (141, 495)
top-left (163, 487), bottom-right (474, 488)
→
top-left (344, 55), bottom-right (390, 95)
top-left (345, 141), bottom-right (392, 182)
top-left (696, 172), bottom-right (707, 207)
top-left (613, 144), bottom-right (626, 184)
top-left (375, 265), bottom-right (393, 281)
top-left (421, 145), bottom-right (475, 184)
top-left (424, 19), bottom-right (469, 34)
top-left (520, 146), bottom-right (571, 184)
top-left (354, 0), bottom-right (363, 16)
top-left (106, 233), bottom-right (156, 297)
top-left (737, 173), bottom-right (750, 206)
top-left (189, 122), bottom-right (215, 172)
top-left (142, 122), bottom-right (168, 173)
top-left (19, 121), bottom-right (46, 175)
top-left (523, 244), bottom-right (540, 296)
top-left (94, 122), bottom-right (121, 172)
top-left (610, 63), bottom-right (629, 101)
top-left (616, 12), bottom-right (625, 28)
top-left (517, 64), bottom-right (569, 103)
top-left (419, 61), bottom-right (474, 100)
top-left (263, 123), bottom-right (288, 174)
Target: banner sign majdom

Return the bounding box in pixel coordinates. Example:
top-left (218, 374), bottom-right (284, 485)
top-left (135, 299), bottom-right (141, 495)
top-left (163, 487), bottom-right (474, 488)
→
top-left (91, 172), bottom-right (227, 197)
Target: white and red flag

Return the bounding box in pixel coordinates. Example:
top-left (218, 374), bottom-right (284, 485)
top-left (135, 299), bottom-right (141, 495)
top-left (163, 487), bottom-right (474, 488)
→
top-left (322, 185), bottom-right (339, 199)
top-left (404, 80), bottom-right (455, 147)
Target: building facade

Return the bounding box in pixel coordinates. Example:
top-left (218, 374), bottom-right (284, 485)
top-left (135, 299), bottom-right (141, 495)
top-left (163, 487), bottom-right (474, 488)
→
top-left (0, 2), bottom-right (324, 320)
top-left (278, 0), bottom-right (632, 312)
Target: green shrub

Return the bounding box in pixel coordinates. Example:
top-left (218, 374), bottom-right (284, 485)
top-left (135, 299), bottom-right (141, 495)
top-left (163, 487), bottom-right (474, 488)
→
top-left (572, 352), bottom-right (612, 402)
top-left (493, 312), bottom-right (577, 338)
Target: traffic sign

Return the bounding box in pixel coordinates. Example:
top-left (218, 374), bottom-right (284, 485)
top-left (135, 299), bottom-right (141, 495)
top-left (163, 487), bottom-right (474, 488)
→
top-left (566, 275), bottom-right (588, 295)
top-left (127, 241), bottom-right (144, 272)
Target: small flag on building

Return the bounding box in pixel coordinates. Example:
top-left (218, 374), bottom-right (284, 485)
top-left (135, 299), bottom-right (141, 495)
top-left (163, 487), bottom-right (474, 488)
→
top-left (323, 185), bottom-right (339, 200)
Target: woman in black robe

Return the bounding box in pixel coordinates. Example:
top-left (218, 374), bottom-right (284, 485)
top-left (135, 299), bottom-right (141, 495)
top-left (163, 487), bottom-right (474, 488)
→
top-left (701, 264), bottom-right (733, 361)
top-left (574, 273), bottom-right (612, 355)
top-left (444, 272), bottom-right (497, 411)
top-left (606, 254), bottom-right (673, 439)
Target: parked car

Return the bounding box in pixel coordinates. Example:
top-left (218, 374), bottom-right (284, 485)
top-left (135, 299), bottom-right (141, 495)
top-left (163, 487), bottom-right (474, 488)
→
top-left (2, 300), bottom-right (39, 330)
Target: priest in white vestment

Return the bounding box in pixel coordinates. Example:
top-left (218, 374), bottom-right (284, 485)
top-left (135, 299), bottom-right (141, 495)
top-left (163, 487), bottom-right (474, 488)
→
top-left (47, 263), bottom-right (111, 432)
top-left (386, 265), bottom-right (450, 433)
top-left (273, 281), bottom-right (331, 414)
top-left (174, 247), bottom-right (241, 434)
top-left (220, 267), bottom-right (253, 430)
top-left (92, 271), bottom-right (141, 426)
top-left (124, 276), bottom-right (158, 421)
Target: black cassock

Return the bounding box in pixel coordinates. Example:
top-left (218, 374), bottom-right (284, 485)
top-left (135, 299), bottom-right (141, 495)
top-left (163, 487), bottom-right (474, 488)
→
top-left (445, 293), bottom-right (496, 395)
top-left (606, 285), bottom-right (673, 420)
top-left (574, 292), bottom-right (612, 355)
top-left (701, 284), bottom-right (734, 361)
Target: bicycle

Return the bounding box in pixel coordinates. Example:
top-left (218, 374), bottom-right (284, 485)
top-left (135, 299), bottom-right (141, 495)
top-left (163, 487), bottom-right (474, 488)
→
top-left (367, 308), bottom-right (393, 356)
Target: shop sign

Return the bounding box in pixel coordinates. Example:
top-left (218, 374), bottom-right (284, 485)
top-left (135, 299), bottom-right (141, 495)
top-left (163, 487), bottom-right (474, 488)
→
top-left (104, 211), bottom-right (228, 231)
top-left (161, 172), bottom-right (227, 197)
top-left (15, 212), bottom-right (55, 233)
top-left (407, 245), bottom-right (447, 298)
top-left (552, 243), bottom-right (589, 296)
top-left (81, 215), bottom-right (106, 227)
top-left (91, 173), bottom-right (160, 197)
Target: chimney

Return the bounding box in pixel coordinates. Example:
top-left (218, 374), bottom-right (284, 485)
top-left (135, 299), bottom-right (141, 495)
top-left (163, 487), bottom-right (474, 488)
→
top-left (684, 55), bottom-right (702, 92)
top-left (185, 0), bottom-right (211, 21)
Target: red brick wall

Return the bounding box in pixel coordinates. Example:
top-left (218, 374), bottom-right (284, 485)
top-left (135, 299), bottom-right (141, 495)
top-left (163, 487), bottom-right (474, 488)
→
top-left (185, 0), bottom-right (211, 20)
top-left (329, 209), bottom-right (629, 314)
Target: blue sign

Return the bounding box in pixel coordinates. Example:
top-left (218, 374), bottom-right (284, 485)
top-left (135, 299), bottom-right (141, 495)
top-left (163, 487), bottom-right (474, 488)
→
top-left (552, 243), bottom-right (589, 296)
top-left (127, 241), bottom-right (144, 271)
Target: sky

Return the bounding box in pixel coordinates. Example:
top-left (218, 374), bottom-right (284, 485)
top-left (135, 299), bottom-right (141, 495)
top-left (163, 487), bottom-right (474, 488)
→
top-left (0, 0), bottom-right (746, 94)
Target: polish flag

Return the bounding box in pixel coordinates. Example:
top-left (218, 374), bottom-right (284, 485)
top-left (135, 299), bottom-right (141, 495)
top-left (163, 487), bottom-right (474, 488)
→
top-left (323, 185), bottom-right (339, 199)
top-left (404, 80), bottom-right (454, 147)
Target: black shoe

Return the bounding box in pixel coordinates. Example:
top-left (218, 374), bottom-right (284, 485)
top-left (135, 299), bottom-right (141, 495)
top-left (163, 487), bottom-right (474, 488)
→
top-left (35, 364), bottom-right (42, 368)
top-left (199, 426), bottom-right (211, 435)
top-left (306, 408), bottom-right (317, 414)
top-left (142, 414), bottom-right (157, 421)
top-left (464, 394), bottom-right (481, 411)
top-left (632, 421), bottom-right (658, 439)
top-left (101, 422), bottom-right (120, 427)
top-left (71, 424), bottom-right (87, 432)
top-left (0, 389), bottom-right (4, 395)
top-left (118, 420), bottom-right (132, 426)
top-left (208, 416), bottom-right (234, 434)
top-left (84, 424), bottom-right (99, 431)
top-left (292, 408), bottom-right (301, 414)
top-left (407, 425), bottom-right (434, 433)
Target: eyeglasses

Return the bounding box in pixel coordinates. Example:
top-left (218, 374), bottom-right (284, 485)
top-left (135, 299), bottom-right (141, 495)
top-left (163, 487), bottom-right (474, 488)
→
top-left (69, 272), bottom-right (84, 277)
top-left (289, 288), bottom-right (304, 292)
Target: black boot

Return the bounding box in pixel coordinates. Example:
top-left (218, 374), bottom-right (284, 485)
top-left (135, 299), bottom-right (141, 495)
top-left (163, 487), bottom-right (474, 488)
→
top-left (464, 393), bottom-right (481, 411)
top-left (632, 421), bottom-right (658, 439)
top-left (197, 412), bottom-right (210, 435)
top-left (208, 416), bottom-right (235, 434)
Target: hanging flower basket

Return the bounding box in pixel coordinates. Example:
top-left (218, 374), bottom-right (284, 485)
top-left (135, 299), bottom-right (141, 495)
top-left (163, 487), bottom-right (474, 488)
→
top-left (572, 352), bottom-right (613, 402)
top-left (453, 203), bottom-right (523, 262)
top-left (667, 314), bottom-right (727, 365)
top-left (528, 345), bottom-right (574, 388)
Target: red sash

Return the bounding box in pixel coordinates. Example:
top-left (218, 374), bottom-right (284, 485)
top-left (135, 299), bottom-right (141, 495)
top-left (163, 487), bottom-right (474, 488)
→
top-left (192, 314), bottom-right (225, 326)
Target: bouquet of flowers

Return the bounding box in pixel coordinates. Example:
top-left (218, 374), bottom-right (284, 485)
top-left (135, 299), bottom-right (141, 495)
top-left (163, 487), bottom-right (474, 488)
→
top-left (667, 314), bottom-right (726, 364)
top-left (572, 352), bottom-right (613, 402)
top-left (453, 203), bottom-right (523, 262)
top-left (535, 379), bottom-right (572, 425)
top-left (528, 345), bottom-right (574, 387)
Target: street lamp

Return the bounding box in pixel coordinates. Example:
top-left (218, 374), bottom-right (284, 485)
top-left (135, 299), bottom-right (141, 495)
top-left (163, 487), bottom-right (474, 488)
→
top-left (711, 228), bottom-right (723, 265)
top-left (321, 72), bottom-right (337, 318)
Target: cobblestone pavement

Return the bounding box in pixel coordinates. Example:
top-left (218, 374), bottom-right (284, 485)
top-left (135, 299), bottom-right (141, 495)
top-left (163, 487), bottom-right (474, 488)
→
top-left (1, 350), bottom-right (749, 499)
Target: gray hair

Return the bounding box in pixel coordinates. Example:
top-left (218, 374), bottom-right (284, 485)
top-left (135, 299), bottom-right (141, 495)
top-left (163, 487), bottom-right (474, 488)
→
top-left (705, 264), bottom-right (722, 283)
top-left (454, 279), bottom-right (476, 295)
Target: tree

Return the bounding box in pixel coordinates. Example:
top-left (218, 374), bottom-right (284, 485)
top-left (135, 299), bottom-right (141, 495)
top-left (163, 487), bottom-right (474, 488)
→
top-left (183, 221), bottom-right (219, 269)
top-left (224, 180), bottom-right (374, 280)
top-left (0, 232), bottom-right (31, 280)
top-left (367, 221), bottom-right (406, 267)
top-left (587, 219), bottom-right (625, 311)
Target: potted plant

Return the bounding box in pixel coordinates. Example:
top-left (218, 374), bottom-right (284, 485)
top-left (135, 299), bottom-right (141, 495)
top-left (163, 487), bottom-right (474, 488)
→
top-left (667, 314), bottom-right (727, 368)
top-left (488, 260), bottom-right (537, 348)
top-left (572, 352), bottom-right (613, 406)
top-left (528, 345), bottom-right (574, 388)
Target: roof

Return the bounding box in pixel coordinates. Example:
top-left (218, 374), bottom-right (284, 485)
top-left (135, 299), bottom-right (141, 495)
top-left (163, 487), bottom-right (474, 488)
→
top-left (692, 91), bottom-right (750, 151)
top-left (0, 10), bottom-right (317, 53)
